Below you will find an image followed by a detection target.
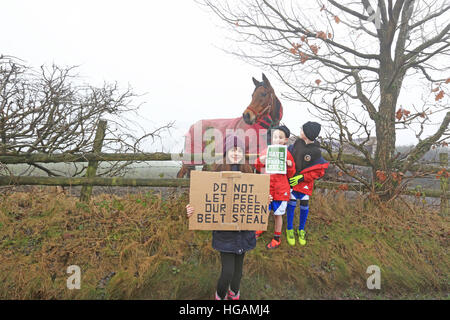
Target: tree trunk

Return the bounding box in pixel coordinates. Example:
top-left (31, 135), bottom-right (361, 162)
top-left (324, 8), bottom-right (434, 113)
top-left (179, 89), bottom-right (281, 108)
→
top-left (374, 49), bottom-right (403, 199)
top-left (374, 93), bottom-right (397, 174)
top-left (0, 116), bottom-right (6, 154)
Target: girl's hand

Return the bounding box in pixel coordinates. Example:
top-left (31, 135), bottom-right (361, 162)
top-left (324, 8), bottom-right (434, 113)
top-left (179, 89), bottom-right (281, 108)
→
top-left (186, 204), bottom-right (195, 218)
top-left (268, 194), bottom-right (273, 204)
top-left (259, 155), bottom-right (266, 164)
top-left (286, 160), bottom-right (292, 167)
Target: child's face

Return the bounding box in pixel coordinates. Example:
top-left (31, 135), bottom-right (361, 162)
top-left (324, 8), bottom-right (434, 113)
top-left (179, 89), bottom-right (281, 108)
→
top-left (272, 129), bottom-right (288, 145)
top-left (226, 147), bottom-right (244, 164)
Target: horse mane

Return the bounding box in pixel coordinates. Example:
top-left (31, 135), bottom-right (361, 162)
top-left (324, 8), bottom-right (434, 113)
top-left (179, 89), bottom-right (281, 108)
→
top-left (270, 95), bottom-right (282, 125)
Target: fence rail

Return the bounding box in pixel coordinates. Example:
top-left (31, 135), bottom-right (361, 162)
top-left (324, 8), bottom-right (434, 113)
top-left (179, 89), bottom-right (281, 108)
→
top-left (0, 175), bottom-right (447, 199)
top-left (0, 152), bottom-right (444, 174)
top-left (0, 176), bottom-right (190, 187)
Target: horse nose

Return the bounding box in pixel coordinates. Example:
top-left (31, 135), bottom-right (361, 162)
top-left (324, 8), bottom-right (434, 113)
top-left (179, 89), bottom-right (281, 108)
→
top-left (243, 112), bottom-right (250, 123)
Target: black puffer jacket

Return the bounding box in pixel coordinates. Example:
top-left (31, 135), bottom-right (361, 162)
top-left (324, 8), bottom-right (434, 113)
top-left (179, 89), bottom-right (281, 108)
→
top-left (211, 164), bottom-right (256, 254)
top-left (289, 139), bottom-right (322, 175)
top-left (212, 229), bottom-right (256, 254)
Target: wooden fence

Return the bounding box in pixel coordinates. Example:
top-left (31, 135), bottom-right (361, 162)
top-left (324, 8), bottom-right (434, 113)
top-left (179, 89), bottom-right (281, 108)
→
top-left (0, 120), bottom-right (448, 215)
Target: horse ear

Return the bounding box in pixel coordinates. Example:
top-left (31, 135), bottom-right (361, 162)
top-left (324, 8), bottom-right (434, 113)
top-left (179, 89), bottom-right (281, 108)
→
top-left (262, 73), bottom-right (273, 90)
top-left (252, 77), bottom-right (260, 87)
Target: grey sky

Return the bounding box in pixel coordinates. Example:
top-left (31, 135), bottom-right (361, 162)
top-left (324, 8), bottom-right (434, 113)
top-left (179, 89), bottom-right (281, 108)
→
top-left (1, 0), bottom-right (446, 152)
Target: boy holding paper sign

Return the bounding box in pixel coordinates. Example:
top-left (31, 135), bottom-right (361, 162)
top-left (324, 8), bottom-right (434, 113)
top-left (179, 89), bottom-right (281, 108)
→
top-left (254, 125), bottom-right (296, 249)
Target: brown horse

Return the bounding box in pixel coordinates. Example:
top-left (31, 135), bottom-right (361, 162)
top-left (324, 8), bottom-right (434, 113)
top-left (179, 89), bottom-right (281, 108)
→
top-left (176, 73), bottom-right (283, 178)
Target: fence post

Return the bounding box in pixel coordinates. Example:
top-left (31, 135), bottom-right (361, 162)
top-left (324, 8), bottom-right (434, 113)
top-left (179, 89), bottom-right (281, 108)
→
top-left (440, 152), bottom-right (449, 216)
top-left (80, 120), bottom-right (107, 202)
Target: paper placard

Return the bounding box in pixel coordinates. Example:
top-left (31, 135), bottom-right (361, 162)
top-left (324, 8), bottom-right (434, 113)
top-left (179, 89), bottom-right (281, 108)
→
top-left (188, 170), bottom-right (270, 231)
top-left (265, 145), bottom-right (287, 174)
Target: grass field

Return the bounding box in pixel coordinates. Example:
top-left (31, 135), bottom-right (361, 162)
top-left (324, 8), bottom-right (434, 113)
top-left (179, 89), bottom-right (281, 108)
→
top-left (0, 187), bottom-right (448, 300)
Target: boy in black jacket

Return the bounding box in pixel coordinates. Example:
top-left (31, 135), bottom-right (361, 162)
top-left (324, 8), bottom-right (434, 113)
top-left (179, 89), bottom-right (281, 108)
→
top-left (286, 121), bottom-right (329, 246)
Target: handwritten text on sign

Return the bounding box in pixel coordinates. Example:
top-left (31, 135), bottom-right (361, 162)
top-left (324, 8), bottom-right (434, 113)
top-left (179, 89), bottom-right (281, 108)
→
top-left (189, 171), bottom-right (270, 231)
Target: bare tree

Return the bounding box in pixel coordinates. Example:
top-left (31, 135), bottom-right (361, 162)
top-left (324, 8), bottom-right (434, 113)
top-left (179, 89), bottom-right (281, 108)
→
top-left (0, 55), bottom-right (174, 177)
top-left (202, 0), bottom-right (450, 200)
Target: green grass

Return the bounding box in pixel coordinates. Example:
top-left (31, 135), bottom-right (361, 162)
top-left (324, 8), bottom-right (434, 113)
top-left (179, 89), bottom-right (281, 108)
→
top-left (0, 188), bottom-right (448, 300)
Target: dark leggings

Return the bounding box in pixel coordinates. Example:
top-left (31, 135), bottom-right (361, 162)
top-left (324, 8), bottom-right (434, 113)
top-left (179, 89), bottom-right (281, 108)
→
top-left (216, 252), bottom-right (245, 299)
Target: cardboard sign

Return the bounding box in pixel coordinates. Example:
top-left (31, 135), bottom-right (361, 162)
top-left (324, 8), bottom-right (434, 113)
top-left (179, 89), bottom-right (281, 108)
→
top-left (189, 170), bottom-right (270, 231)
top-left (265, 145), bottom-right (287, 174)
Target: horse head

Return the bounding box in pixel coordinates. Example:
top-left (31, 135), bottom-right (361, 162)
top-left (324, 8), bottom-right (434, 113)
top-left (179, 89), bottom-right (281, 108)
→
top-left (242, 73), bottom-right (282, 125)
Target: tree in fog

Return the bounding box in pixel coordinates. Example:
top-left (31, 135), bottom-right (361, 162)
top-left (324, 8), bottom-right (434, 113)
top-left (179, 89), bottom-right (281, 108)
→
top-left (202, 0), bottom-right (450, 199)
top-left (0, 55), bottom-right (173, 177)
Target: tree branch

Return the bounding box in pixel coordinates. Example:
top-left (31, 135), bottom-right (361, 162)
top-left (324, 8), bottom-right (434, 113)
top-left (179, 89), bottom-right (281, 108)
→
top-left (401, 111), bottom-right (450, 172)
top-left (328, 0), bottom-right (370, 21)
top-left (403, 22), bottom-right (450, 61)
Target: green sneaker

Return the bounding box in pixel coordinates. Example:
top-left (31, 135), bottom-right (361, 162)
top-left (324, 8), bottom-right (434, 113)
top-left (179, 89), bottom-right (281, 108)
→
top-left (286, 229), bottom-right (295, 246)
top-left (298, 229), bottom-right (307, 246)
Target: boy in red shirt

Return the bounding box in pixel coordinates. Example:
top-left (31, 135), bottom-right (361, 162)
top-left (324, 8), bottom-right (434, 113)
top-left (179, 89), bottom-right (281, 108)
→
top-left (254, 125), bottom-right (296, 249)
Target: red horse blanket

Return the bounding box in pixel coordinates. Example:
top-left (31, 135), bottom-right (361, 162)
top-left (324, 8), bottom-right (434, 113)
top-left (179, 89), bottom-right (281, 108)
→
top-left (179, 111), bottom-right (282, 165)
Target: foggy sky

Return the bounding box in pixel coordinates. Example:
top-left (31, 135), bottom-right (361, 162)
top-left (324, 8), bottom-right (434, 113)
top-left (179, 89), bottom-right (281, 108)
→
top-left (1, 0), bottom-right (445, 152)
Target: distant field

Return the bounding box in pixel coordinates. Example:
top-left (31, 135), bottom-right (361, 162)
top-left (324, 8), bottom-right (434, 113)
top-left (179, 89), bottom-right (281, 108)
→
top-left (5, 161), bottom-right (187, 198)
top-left (6, 161), bottom-right (184, 179)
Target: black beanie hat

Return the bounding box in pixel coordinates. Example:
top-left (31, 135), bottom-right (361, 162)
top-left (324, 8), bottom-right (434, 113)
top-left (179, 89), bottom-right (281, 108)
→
top-left (302, 121), bottom-right (321, 141)
top-left (271, 125), bottom-right (290, 138)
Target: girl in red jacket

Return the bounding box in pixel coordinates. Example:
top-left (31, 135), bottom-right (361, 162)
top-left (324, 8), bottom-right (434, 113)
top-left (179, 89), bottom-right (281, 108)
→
top-left (254, 125), bottom-right (296, 249)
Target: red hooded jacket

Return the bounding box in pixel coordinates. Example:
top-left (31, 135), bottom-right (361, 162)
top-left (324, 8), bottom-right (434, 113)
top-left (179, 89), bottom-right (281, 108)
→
top-left (254, 148), bottom-right (296, 201)
top-left (287, 140), bottom-right (329, 196)
top-left (287, 161), bottom-right (329, 196)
